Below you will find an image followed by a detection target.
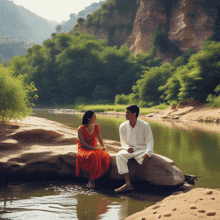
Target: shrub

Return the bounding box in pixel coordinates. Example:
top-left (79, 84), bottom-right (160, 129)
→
top-left (0, 65), bottom-right (31, 123)
top-left (77, 18), bottom-right (85, 25)
top-left (114, 94), bottom-right (130, 105)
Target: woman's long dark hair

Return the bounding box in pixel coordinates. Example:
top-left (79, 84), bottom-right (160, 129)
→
top-left (82, 110), bottom-right (95, 125)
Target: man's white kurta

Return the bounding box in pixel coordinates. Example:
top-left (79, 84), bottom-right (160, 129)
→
top-left (116, 119), bottom-right (154, 174)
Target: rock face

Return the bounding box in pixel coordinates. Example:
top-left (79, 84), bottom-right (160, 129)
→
top-left (73, 0), bottom-right (219, 61)
top-left (0, 116), bottom-right (186, 186)
top-left (129, 0), bottom-right (219, 56)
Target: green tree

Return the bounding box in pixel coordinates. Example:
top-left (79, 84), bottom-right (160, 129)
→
top-left (114, 94), bottom-right (130, 104)
top-left (172, 48), bottom-right (196, 68)
top-left (159, 70), bottom-right (181, 104)
top-left (206, 85), bottom-right (220, 108)
top-left (133, 63), bottom-right (174, 106)
top-left (178, 42), bottom-right (220, 102)
top-left (161, 41), bottom-right (220, 104)
top-left (0, 64), bottom-right (31, 123)
top-left (153, 27), bottom-right (172, 53)
top-left (77, 17), bottom-right (85, 25)
top-left (135, 49), bottom-right (162, 69)
top-left (56, 25), bottom-right (62, 34)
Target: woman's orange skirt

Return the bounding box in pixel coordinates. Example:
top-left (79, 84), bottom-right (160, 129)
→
top-left (76, 147), bottom-right (110, 180)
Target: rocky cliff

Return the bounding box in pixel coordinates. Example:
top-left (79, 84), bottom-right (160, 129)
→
top-left (71, 0), bottom-right (220, 61)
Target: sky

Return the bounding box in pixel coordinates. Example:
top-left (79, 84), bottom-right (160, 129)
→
top-left (12, 0), bottom-right (102, 23)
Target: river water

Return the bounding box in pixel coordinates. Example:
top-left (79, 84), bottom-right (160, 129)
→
top-left (1, 109), bottom-right (220, 219)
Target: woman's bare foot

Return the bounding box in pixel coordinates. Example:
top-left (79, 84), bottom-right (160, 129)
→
top-left (86, 179), bottom-right (95, 188)
top-left (114, 184), bottom-right (133, 193)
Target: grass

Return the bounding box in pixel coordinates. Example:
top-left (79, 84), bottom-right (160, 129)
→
top-left (56, 104), bottom-right (168, 115)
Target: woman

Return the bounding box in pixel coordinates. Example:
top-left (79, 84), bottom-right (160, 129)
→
top-left (76, 110), bottom-right (110, 188)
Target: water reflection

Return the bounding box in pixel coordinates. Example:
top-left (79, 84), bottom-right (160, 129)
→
top-left (76, 194), bottom-right (113, 219)
top-left (0, 182), bottom-right (163, 220)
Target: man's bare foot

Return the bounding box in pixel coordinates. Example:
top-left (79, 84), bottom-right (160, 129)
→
top-left (86, 179), bottom-right (95, 188)
top-left (114, 184), bottom-right (133, 193)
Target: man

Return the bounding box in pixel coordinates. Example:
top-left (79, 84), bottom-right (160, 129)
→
top-left (115, 105), bottom-right (154, 192)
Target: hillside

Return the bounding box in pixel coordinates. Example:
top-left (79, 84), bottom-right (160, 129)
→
top-left (70, 0), bottom-right (220, 62)
top-left (0, 35), bottom-right (34, 63)
top-left (61, 0), bottom-right (106, 33)
top-left (0, 0), bottom-right (58, 44)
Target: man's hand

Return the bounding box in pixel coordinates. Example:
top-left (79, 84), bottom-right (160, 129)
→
top-left (127, 148), bottom-right (134, 153)
top-left (142, 154), bottom-right (149, 163)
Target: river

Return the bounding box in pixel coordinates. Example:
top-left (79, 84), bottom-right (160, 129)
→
top-left (0, 109), bottom-right (220, 219)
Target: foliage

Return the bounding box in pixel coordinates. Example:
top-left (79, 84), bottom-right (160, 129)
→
top-left (83, 0), bottom-right (137, 28)
top-left (7, 28), bottom-right (220, 109)
top-left (115, 0), bottom-right (138, 13)
top-left (206, 85), bottom-right (220, 108)
top-left (131, 63), bottom-right (175, 107)
top-left (160, 41), bottom-right (220, 104)
top-left (8, 32), bottom-right (161, 106)
top-left (135, 49), bottom-right (162, 69)
top-left (207, 95), bottom-right (220, 108)
top-left (158, 70), bottom-right (181, 104)
top-left (152, 27), bottom-right (172, 53)
top-left (77, 18), bottom-right (85, 25)
top-left (172, 48), bottom-right (196, 68)
top-left (0, 35), bottom-right (34, 63)
top-left (114, 94), bottom-right (130, 105)
top-left (56, 25), bottom-right (62, 34)
top-left (73, 104), bottom-right (154, 115)
top-left (152, 103), bottom-right (170, 110)
top-left (0, 64), bottom-right (32, 122)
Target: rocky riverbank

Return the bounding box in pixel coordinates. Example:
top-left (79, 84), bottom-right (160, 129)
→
top-left (125, 188), bottom-right (220, 220)
top-left (147, 102), bottom-right (220, 123)
top-left (0, 115), bottom-right (218, 220)
top-left (0, 116), bottom-right (187, 186)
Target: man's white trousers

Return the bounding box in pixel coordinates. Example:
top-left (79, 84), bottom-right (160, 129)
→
top-left (116, 149), bottom-right (146, 175)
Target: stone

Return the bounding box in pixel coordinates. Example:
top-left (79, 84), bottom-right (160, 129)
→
top-left (190, 204), bottom-right (197, 209)
top-left (163, 211), bottom-right (172, 217)
top-left (198, 210), bottom-right (206, 213)
top-left (152, 205), bottom-right (161, 210)
top-left (206, 211), bottom-right (216, 216)
top-left (172, 191), bottom-right (183, 195)
top-left (206, 190), bottom-right (213, 195)
top-left (156, 215), bottom-right (161, 219)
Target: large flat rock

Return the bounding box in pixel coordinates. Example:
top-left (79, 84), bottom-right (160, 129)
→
top-left (0, 116), bottom-right (186, 186)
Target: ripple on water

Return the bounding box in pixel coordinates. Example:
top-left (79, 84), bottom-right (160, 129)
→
top-left (0, 181), bottom-right (162, 220)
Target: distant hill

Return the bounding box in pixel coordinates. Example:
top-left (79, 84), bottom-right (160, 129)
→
top-left (0, 35), bottom-right (34, 63)
top-left (62, 0), bottom-right (106, 33)
top-left (0, 0), bottom-right (58, 44)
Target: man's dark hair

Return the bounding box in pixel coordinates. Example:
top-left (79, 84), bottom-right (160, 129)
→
top-left (82, 109), bottom-right (95, 125)
top-left (126, 105), bottom-right (139, 118)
